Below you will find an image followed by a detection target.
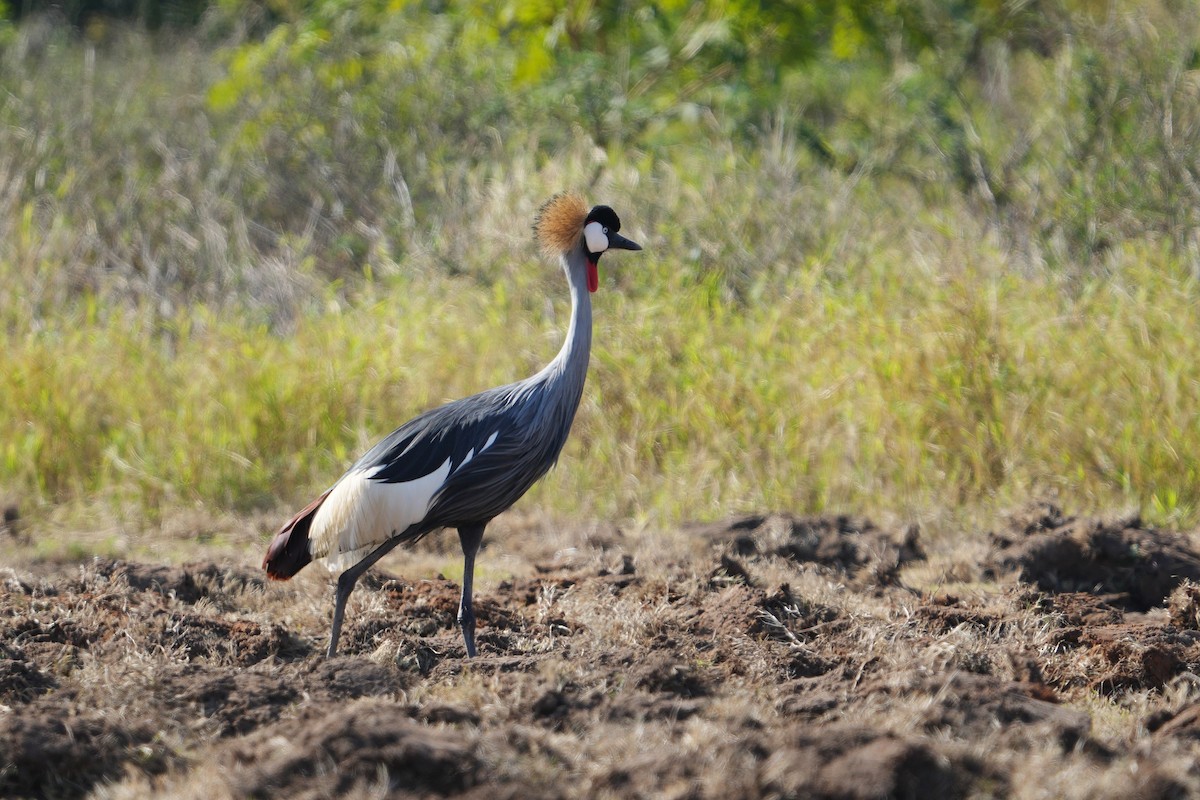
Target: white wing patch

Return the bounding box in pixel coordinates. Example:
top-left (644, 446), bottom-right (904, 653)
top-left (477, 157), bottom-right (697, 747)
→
top-left (482, 431), bottom-right (499, 451)
top-left (308, 458), bottom-right (452, 572)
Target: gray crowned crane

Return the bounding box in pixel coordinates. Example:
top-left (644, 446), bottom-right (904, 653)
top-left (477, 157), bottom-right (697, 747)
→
top-left (263, 193), bottom-right (641, 658)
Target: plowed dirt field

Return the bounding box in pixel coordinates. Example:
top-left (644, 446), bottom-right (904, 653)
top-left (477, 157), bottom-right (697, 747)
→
top-left (5, 505), bottom-right (1200, 799)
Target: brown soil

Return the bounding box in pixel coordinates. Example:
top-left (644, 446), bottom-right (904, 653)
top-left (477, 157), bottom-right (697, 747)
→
top-left (3, 508), bottom-right (1200, 798)
top-left (984, 503), bottom-right (1200, 610)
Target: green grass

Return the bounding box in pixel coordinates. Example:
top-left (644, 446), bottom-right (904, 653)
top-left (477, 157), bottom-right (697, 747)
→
top-left (4, 232), bottom-right (1198, 532)
top-left (2, 11), bottom-right (1200, 536)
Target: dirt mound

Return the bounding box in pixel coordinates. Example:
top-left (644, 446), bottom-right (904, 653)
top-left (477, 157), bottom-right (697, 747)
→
top-left (0, 655), bottom-right (56, 703)
top-left (1042, 591), bottom-right (1125, 627)
top-left (692, 582), bottom-right (829, 640)
top-left (1167, 580), bottom-right (1200, 629)
top-left (150, 658), bottom-right (407, 740)
top-left (153, 612), bottom-right (301, 664)
top-left (337, 574), bottom-right (537, 660)
top-left (0, 702), bottom-right (167, 799)
top-left (985, 504), bottom-right (1200, 610)
top-left (3, 615), bottom-right (115, 650)
top-left (72, 558), bottom-right (265, 611)
top-left (914, 591), bottom-right (1022, 633)
top-left (344, 576), bottom-right (479, 652)
top-left (223, 699), bottom-right (482, 798)
top-left (901, 582), bottom-right (1200, 697)
top-left (760, 725), bottom-right (983, 800)
top-left (169, 666), bottom-right (300, 736)
top-left (88, 558), bottom-right (209, 602)
top-left (306, 656), bottom-right (412, 699)
top-left (1046, 621), bottom-right (1200, 694)
top-left (695, 513), bottom-right (924, 585)
top-left (1149, 704), bottom-right (1200, 742)
top-left (867, 671), bottom-right (1091, 751)
top-left (633, 650), bottom-right (711, 698)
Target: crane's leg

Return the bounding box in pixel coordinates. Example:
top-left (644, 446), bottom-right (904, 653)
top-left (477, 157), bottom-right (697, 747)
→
top-left (457, 523), bottom-right (486, 658)
top-left (326, 535), bottom-right (404, 658)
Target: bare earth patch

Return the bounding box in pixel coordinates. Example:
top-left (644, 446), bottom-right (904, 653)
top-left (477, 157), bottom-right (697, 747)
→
top-left (3, 508), bottom-right (1200, 798)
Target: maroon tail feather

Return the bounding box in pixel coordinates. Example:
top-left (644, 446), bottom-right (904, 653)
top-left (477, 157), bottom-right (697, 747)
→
top-left (263, 488), bottom-right (331, 580)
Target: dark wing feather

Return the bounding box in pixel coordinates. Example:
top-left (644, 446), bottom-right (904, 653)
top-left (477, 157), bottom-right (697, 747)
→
top-left (357, 386), bottom-right (521, 484)
top-left (427, 426), bottom-right (551, 524)
top-left (428, 381), bottom-right (576, 524)
top-left (348, 383), bottom-right (551, 529)
top-left (342, 365), bottom-right (576, 532)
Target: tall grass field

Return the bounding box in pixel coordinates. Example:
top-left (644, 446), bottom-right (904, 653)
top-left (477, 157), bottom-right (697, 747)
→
top-left (1, 2), bottom-right (1199, 546)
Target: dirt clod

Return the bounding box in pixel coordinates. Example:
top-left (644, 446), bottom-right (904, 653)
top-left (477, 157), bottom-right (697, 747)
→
top-left (419, 702), bottom-right (480, 726)
top-left (154, 612), bottom-right (297, 664)
top-left (0, 657), bottom-right (56, 703)
top-left (634, 651), bottom-right (710, 698)
top-left (308, 656), bottom-right (409, 699)
top-left (1167, 580), bottom-right (1200, 630)
top-left (696, 513), bottom-right (924, 585)
top-left (912, 672), bottom-right (1089, 750)
top-left (173, 667), bottom-right (300, 736)
top-left (90, 558), bottom-right (206, 602)
top-left (986, 505), bottom-right (1200, 610)
top-left (0, 704), bottom-right (165, 799)
top-left (1045, 622), bottom-right (1200, 694)
top-left (225, 699), bottom-right (480, 797)
top-left (761, 726), bottom-right (979, 800)
top-left (1149, 703), bottom-right (1200, 744)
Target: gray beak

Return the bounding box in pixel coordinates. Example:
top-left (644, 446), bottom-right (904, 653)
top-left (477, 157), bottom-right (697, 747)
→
top-left (609, 232), bottom-right (642, 251)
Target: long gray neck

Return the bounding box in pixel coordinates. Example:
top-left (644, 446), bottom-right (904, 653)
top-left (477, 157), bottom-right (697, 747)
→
top-left (553, 247), bottom-right (593, 377)
top-left (531, 246), bottom-right (592, 421)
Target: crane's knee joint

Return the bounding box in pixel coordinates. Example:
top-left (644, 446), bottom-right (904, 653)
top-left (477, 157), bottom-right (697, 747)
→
top-left (336, 572), bottom-right (355, 594)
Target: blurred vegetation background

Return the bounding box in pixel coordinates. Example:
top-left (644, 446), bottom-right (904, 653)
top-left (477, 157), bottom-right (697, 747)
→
top-left (1, 0), bottom-right (1199, 543)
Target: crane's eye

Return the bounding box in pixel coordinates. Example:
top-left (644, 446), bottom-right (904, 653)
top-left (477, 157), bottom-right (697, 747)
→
top-left (603, 227), bottom-right (609, 234)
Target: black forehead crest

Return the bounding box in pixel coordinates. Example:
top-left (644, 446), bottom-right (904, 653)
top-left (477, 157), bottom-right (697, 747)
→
top-left (586, 205), bottom-right (621, 232)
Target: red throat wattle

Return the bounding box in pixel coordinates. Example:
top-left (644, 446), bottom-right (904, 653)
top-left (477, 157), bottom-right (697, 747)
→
top-left (587, 260), bottom-right (598, 293)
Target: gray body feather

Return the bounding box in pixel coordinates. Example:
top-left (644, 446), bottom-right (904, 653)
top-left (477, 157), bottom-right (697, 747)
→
top-left (346, 246), bottom-right (592, 542)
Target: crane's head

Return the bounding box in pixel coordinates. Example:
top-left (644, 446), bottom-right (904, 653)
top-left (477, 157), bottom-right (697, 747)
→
top-left (535, 193), bottom-right (642, 293)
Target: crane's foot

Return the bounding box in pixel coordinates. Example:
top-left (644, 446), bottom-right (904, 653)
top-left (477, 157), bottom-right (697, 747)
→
top-left (458, 605), bottom-right (477, 658)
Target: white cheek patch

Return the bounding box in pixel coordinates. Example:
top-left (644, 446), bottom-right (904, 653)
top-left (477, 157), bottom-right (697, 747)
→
top-left (584, 221), bottom-right (609, 254)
